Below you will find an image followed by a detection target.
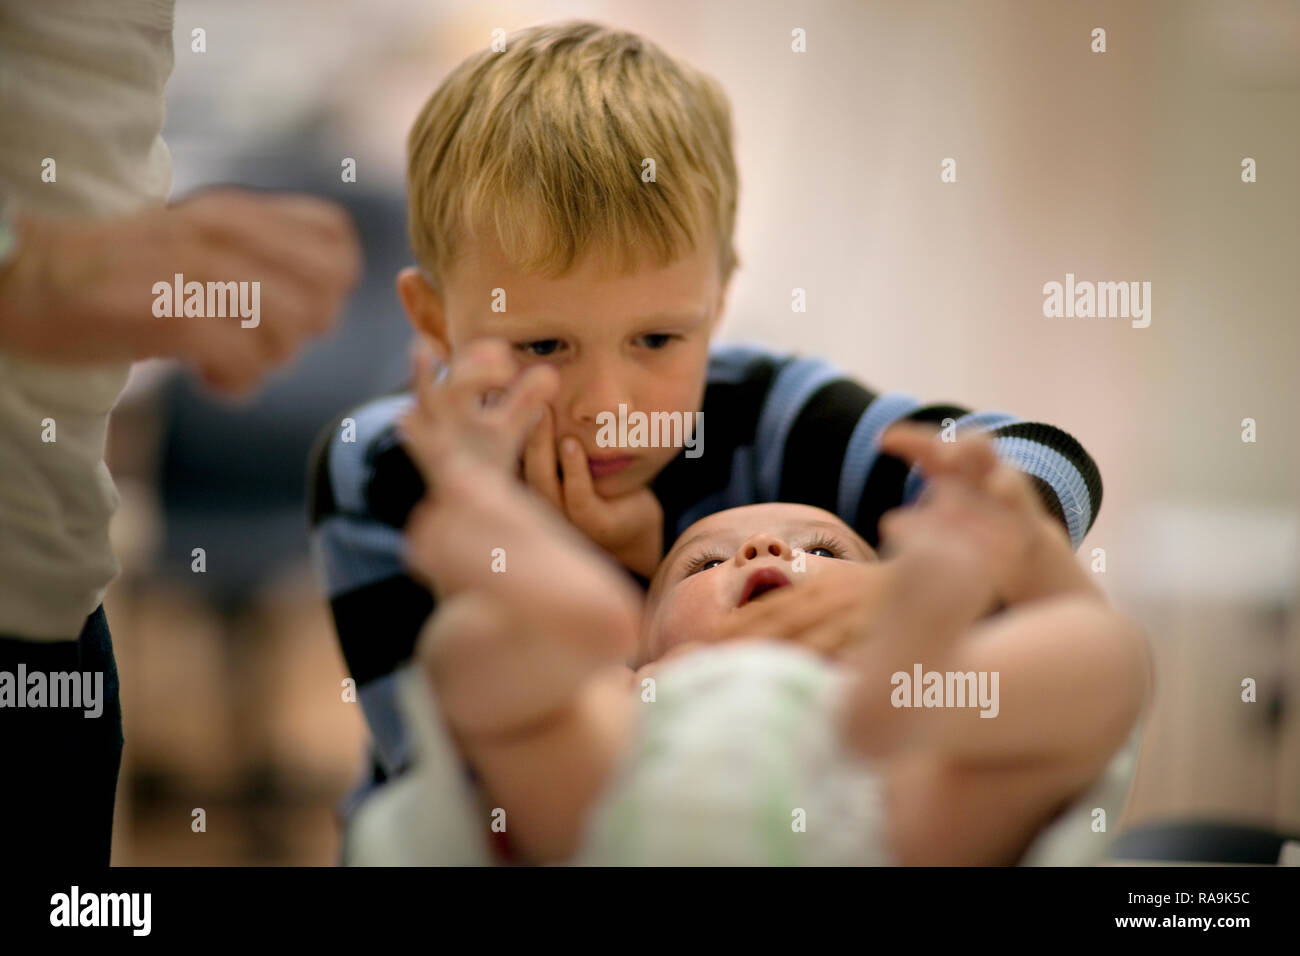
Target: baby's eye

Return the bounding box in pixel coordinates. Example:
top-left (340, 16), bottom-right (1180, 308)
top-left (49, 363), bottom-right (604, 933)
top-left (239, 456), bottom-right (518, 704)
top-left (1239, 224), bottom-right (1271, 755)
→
top-left (517, 339), bottom-right (562, 357)
top-left (684, 555), bottom-right (726, 576)
top-left (801, 534), bottom-right (846, 559)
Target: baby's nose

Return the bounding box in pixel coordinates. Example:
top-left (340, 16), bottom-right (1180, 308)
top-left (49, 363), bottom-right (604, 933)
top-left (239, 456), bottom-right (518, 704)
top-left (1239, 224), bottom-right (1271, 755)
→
top-left (736, 533), bottom-right (789, 563)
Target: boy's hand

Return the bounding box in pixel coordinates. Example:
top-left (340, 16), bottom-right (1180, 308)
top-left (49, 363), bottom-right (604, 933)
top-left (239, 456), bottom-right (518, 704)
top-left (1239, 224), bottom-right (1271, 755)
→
top-left (876, 423), bottom-right (1100, 606)
top-left (521, 405), bottom-right (664, 580)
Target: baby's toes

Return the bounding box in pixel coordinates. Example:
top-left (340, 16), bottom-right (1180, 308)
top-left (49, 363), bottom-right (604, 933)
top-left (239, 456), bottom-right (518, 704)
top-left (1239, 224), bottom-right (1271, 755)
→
top-left (986, 464), bottom-right (1044, 517)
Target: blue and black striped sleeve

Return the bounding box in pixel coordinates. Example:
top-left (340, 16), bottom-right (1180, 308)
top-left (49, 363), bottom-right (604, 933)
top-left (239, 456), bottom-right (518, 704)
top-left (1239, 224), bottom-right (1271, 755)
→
top-left (307, 393), bottom-right (431, 779)
top-left (670, 344), bottom-right (1101, 551)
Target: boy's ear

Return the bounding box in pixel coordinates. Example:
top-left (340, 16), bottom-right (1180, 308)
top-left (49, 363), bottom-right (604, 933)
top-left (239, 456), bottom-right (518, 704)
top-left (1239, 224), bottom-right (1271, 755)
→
top-left (397, 267), bottom-right (451, 356)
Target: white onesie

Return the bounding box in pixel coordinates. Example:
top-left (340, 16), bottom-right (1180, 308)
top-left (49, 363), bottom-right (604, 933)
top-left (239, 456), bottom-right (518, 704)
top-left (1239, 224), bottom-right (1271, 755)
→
top-left (574, 640), bottom-right (894, 865)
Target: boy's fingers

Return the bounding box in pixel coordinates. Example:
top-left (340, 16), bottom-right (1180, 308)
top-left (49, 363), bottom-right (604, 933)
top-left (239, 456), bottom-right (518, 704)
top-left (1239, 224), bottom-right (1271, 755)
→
top-left (559, 437), bottom-right (601, 524)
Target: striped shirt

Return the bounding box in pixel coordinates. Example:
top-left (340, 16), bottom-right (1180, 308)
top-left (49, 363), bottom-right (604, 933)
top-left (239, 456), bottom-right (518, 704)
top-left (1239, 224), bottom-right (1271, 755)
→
top-left (307, 341), bottom-right (1102, 804)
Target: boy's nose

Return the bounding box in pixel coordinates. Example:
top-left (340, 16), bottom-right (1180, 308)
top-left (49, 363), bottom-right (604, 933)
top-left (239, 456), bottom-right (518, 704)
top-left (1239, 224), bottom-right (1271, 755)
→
top-left (734, 532), bottom-right (790, 564)
top-left (568, 361), bottom-right (631, 425)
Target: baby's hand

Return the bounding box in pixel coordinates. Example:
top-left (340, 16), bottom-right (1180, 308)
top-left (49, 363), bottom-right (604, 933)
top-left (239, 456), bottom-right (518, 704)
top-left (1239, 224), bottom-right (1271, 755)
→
top-left (713, 558), bottom-right (890, 658)
top-left (399, 338), bottom-right (559, 485)
top-left (876, 423), bottom-right (1099, 606)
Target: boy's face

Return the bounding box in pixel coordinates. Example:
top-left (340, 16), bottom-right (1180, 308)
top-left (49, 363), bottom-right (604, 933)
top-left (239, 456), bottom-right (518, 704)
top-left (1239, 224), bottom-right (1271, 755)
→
top-left (641, 503), bottom-right (884, 664)
top-left (399, 230), bottom-right (728, 497)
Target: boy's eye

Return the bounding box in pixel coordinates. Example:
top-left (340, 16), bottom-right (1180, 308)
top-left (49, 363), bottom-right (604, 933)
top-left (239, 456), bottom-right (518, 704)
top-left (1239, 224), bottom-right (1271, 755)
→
top-left (517, 339), bottom-right (562, 357)
top-left (638, 333), bottom-right (676, 349)
top-left (807, 547), bottom-right (836, 558)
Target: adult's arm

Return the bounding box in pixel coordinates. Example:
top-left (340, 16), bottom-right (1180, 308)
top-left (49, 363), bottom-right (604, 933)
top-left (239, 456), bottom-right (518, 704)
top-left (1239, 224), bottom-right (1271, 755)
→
top-left (0, 187), bottom-right (361, 392)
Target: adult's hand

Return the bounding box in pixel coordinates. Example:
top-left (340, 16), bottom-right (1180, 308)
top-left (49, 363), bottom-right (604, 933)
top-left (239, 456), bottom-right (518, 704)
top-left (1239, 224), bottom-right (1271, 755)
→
top-left (0, 188), bottom-right (362, 394)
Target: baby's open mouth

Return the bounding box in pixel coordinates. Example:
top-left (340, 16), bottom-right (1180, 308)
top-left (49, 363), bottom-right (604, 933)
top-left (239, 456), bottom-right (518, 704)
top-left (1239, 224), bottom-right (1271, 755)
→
top-left (738, 567), bottom-right (792, 607)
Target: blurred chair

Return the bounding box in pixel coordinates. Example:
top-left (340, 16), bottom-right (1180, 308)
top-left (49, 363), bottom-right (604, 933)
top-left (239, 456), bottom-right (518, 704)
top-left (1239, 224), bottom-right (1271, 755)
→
top-left (1107, 820), bottom-right (1300, 865)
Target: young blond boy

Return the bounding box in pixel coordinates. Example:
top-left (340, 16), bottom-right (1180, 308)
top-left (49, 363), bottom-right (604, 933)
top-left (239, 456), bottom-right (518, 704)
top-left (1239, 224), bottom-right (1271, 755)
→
top-left (308, 21), bottom-right (1104, 843)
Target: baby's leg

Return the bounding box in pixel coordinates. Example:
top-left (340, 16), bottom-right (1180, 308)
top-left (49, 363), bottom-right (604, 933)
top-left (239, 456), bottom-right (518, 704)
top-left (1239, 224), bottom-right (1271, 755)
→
top-left (407, 441), bottom-right (644, 862)
top-left (845, 590), bottom-right (1147, 766)
top-left (453, 663), bottom-right (636, 864)
top-left (881, 747), bottom-right (1105, 865)
top-left (418, 585), bottom-right (640, 864)
top-left (407, 393), bottom-right (643, 736)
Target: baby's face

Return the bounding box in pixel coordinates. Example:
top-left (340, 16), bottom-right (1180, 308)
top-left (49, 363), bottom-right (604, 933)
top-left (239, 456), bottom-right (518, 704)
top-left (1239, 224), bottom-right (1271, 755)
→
top-left (641, 503), bottom-right (881, 664)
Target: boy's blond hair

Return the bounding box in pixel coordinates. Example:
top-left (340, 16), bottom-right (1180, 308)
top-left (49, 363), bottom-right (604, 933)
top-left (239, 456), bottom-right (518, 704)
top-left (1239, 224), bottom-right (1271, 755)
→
top-left (407, 20), bottom-right (739, 290)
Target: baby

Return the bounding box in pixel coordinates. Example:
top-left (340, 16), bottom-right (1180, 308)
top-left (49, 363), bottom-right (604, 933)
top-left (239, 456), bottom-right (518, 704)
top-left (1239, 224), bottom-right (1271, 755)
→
top-left (397, 345), bottom-right (1152, 865)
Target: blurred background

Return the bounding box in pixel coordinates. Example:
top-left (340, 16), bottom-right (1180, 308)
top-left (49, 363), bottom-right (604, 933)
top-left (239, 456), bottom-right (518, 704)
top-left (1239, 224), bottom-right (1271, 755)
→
top-left (100, 0), bottom-right (1300, 863)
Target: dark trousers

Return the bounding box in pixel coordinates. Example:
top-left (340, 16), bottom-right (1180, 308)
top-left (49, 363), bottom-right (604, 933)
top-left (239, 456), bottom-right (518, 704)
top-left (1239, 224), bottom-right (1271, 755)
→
top-left (0, 606), bottom-right (123, 867)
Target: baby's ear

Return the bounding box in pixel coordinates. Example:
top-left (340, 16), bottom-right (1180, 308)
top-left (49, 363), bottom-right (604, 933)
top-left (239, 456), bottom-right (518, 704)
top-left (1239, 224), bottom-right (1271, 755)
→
top-left (397, 267), bottom-right (451, 354)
